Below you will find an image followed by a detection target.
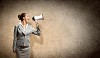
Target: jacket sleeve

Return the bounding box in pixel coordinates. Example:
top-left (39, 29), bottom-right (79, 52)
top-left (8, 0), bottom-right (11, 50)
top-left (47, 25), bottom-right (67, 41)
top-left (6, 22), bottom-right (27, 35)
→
top-left (30, 25), bottom-right (41, 36)
top-left (13, 26), bottom-right (17, 52)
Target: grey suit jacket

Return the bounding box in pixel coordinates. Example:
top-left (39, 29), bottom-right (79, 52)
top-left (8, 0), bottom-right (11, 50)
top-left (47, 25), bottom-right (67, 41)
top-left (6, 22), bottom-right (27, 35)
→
top-left (13, 23), bottom-right (40, 51)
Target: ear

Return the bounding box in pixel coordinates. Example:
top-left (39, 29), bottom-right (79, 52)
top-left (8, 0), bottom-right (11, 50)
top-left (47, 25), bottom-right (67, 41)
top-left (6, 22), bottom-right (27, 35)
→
top-left (23, 17), bottom-right (25, 19)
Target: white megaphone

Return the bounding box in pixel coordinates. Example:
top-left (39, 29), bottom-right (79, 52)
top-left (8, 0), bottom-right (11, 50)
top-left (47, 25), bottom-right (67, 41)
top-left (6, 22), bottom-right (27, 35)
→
top-left (32, 14), bottom-right (44, 22)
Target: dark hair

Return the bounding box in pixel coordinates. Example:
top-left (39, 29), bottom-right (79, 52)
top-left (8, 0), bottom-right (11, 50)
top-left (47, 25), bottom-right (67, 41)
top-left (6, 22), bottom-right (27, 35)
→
top-left (18, 13), bottom-right (26, 21)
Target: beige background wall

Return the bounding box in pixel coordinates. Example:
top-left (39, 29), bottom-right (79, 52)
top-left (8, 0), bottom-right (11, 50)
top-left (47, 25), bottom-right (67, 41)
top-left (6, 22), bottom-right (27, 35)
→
top-left (0, 0), bottom-right (100, 58)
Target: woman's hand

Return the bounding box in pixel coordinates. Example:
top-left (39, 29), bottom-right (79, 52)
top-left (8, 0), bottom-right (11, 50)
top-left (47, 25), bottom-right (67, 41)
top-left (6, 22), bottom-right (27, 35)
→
top-left (36, 22), bottom-right (39, 27)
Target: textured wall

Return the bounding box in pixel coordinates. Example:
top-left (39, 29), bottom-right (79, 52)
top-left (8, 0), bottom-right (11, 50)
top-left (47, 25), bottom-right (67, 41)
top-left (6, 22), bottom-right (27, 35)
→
top-left (0, 0), bottom-right (100, 58)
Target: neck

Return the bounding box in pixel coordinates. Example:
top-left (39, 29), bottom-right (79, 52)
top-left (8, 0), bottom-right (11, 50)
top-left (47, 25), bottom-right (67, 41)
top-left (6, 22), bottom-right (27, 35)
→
top-left (21, 20), bottom-right (27, 26)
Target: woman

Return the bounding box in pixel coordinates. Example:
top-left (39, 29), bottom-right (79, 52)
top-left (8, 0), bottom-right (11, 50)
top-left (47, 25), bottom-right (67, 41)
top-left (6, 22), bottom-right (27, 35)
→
top-left (13, 13), bottom-right (40, 58)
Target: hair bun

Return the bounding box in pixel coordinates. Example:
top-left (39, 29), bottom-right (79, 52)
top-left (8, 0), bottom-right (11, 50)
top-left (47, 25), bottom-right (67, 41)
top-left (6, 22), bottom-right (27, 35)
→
top-left (18, 14), bottom-right (21, 20)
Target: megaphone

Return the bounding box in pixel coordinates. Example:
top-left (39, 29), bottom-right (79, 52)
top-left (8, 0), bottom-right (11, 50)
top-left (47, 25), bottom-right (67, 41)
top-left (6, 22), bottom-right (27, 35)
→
top-left (32, 14), bottom-right (44, 22)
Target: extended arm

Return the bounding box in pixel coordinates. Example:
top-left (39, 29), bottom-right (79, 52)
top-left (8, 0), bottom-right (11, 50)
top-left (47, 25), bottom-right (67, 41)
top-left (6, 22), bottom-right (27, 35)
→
top-left (32, 26), bottom-right (41, 36)
top-left (31, 23), bottom-right (41, 36)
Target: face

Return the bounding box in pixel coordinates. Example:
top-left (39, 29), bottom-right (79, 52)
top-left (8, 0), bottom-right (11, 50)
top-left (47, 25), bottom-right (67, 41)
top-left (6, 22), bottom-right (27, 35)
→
top-left (24, 14), bottom-right (30, 22)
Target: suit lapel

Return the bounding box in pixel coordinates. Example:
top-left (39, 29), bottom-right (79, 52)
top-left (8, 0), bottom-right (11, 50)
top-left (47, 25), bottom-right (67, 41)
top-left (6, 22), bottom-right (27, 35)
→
top-left (18, 24), bottom-right (26, 35)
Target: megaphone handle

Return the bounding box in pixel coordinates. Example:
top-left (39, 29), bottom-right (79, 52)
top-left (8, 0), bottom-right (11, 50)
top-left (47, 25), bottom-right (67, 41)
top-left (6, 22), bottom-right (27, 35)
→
top-left (35, 20), bottom-right (39, 27)
top-left (35, 20), bottom-right (38, 23)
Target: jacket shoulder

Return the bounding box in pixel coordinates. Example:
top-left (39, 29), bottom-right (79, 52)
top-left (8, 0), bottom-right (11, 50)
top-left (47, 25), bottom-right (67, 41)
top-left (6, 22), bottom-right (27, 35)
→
top-left (27, 24), bottom-right (32, 27)
top-left (14, 24), bottom-right (19, 29)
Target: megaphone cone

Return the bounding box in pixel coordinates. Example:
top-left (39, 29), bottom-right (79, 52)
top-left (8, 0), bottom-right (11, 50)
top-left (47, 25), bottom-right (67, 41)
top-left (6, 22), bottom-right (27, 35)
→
top-left (32, 14), bottom-right (44, 21)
